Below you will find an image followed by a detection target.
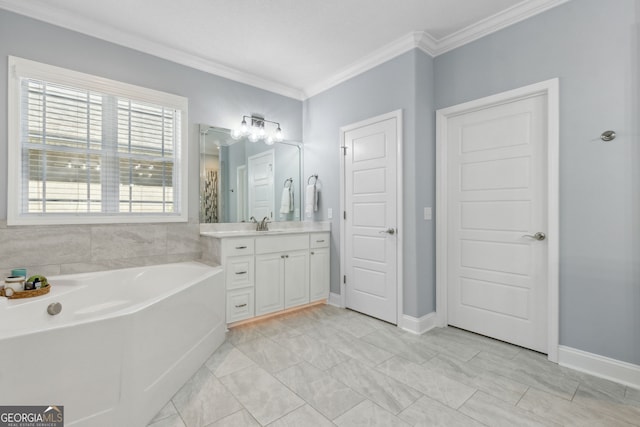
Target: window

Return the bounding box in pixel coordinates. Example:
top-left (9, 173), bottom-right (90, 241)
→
top-left (8, 56), bottom-right (188, 225)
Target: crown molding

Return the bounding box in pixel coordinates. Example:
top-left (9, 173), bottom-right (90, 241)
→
top-left (431, 0), bottom-right (573, 56)
top-left (0, 0), bottom-right (571, 100)
top-left (304, 31), bottom-right (423, 98)
top-left (303, 0), bottom-right (570, 97)
top-left (0, 0), bottom-right (306, 100)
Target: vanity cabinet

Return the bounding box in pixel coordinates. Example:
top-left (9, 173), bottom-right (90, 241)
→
top-left (309, 232), bottom-right (330, 302)
top-left (255, 234), bottom-right (309, 315)
top-left (215, 230), bottom-right (329, 324)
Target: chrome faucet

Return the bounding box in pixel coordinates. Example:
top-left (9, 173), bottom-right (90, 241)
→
top-left (258, 216), bottom-right (270, 231)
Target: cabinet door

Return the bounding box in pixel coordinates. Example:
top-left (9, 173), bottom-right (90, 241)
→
top-left (310, 247), bottom-right (330, 302)
top-left (284, 250), bottom-right (310, 309)
top-left (255, 253), bottom-right (284, 316)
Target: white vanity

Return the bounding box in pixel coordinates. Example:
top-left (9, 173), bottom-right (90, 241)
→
top-left (201, 224), bottom-right (330, 324)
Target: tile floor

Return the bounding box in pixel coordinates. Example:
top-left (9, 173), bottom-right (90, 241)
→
top-left (148, 304), bottom-right (640, 426)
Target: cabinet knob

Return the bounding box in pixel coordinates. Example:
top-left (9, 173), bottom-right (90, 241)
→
top-left (311, 251), bottom-right (315, 255)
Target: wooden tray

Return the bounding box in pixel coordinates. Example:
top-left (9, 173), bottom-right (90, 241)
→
top-left (1, 284), bottom-right (50, 299)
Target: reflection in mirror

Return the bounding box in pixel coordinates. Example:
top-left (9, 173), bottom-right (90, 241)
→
top-left (199, 125), bottom-right (302, 223)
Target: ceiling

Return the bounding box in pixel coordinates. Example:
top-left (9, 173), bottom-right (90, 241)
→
top-left (0, 0), bottom-right (569, 99)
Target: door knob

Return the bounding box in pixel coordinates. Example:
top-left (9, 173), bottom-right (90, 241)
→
top-left (379, 228), bottom-right (396, 235)
top-left (523, 232), bottom-right (546, 241)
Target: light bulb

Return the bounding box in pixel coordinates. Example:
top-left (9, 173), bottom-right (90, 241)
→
top-left (231, 129), bottom-right (241, 140)
top-left (265, 135), bottom-right (274, 145)
top-left (248, 131), bottom-right (259, 143)
top-left (275, 126), bottom-right (283, 142)
top-left (258, 126), bottom-right (266, 139)
top-left (240, 118), bottom-right (248, 135)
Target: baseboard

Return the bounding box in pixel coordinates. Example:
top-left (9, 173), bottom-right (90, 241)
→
top-left (328, 292), bottom-right (343, 307)
top-left (398, 312), bottom-right (438, 335)
top-left (558, 345), bottom-right (640, 389)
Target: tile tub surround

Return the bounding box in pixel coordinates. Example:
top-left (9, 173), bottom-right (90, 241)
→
top-left (149, 305), bottom-right (640, 427)
top-left (0, 221), bottom-right (204, 277)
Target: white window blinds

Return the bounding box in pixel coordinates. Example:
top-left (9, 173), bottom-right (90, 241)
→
top-left (8, 57), bottom-right (188, 225)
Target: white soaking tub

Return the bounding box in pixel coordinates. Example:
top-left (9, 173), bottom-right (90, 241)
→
top-left (0, 262), bottom-right (226, 427)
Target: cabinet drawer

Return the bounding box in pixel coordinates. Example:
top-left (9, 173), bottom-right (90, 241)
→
top-left (225, 256), bottom-right (254, 290)
top-left (222, 238), bottom-right (255, 257)
top-left (310, 233), bottom-right (330, 249)
top-left (255, 234), bottom-right (309, 254)
top-left (227, 288), bottom-right (254, 323)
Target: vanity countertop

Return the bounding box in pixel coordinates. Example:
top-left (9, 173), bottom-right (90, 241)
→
top-left (200, 221), bottom-right (330, 239)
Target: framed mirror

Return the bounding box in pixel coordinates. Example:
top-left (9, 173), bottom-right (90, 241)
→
top-left (199, 125), bottom-right (302, 223)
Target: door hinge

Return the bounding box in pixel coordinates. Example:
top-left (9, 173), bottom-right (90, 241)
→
top-left (343, 275), bottom-right (346, 284)
top-left (341, 146), bottom-right (347, 156)
top-left (343, 211), bottom-right (346, 220)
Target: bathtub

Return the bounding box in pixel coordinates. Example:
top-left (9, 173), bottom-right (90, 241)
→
top-left (0, 262), bottom-right (226, 427)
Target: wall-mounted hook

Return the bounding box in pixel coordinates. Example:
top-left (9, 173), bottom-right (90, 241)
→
top-left (600, 130), bottom-right (616, 142)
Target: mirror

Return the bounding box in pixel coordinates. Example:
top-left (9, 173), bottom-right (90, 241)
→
top-left (199, 125), bottom-right (302, 223)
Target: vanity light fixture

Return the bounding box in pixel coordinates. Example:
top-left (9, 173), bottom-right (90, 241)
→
top-left (232, 115), bottom-right (283, 145)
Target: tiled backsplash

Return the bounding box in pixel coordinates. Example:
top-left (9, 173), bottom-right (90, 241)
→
top-left (0, 221), bottom-right (203, 278)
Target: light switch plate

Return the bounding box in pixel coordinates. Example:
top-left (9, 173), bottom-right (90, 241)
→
top-left (328, 208), bottom-right (333, 219)
top-left (424, 207), bottom-right (432, 220)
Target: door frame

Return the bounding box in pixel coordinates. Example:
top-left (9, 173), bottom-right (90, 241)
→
top-left (339, 109), bottom-right (404, 325)
top-left (435, 79), bottom-right (559, 362)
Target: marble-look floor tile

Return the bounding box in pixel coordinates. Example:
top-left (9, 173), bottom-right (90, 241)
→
top-left (572, 383), bottom-right (640, 426)
top-left (517, 387), bottom-right (634, 427)
top-left (467, 351), bottom-right (579, 400)
top-left (361, 328), bottom-right (438, 364)
top-left (208, 409), bottom-right (260, 427)
top-left (329, 359), bottom-right (421, 414)
top-left (404, 332), bottom-right (480, 362)
top-left (235, 337), bottom-right (302, 373)
top-left (273, 333), bottom-right (350, 371)
top-left (460, 391), bottom-right (561, 427)
top-left (226, 324), bottom-right (265, 346)
top-left (267, 405), bottom-right (334, 427)
top-left (150, 401), bottom-right (178, 423)
top-left (220, 365), bottom-right (304, 425)
top-left (334, 400), bottom-right (410, 427)
top-left (307, 324), bottom-right (393, 367)
top-left (321, 310), bottom-right (386, 338)
top-left (276, 362), bottom-right (364, 420)
top-left (426, 354), bottom-right (528, 404)
top-left (249, 317), bottom-right (302, 340)
top-left (377, 356), bottom-right (476, 409)
top-left (398, 395), bottom-right (485, 427)
top-left (172, 367), bottom-right (242, 427)
top-left (147, 414), bottom-right (185, 427)
top-left (431, 326), bottom-right (521, 359)
top-left (204, 342), bottom-right (255, 378)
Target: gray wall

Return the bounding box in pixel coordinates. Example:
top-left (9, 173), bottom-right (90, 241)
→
top-left (434, 0), bottom-right (640, 365)
top-left (303, 49), bottom-right (436, 318)
top-left (0, 9), bottom-right (302, 275)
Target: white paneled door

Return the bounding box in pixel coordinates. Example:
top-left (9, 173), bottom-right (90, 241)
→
top-left (342, 112), bottom-right (400, 324)
top-left (444, 92), bottom-right (549, 353)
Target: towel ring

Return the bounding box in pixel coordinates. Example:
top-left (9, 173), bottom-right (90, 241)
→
top-left (283, 178), bottom-right (293, 188)
top-left (308, 174), bottom-right (318, 185)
